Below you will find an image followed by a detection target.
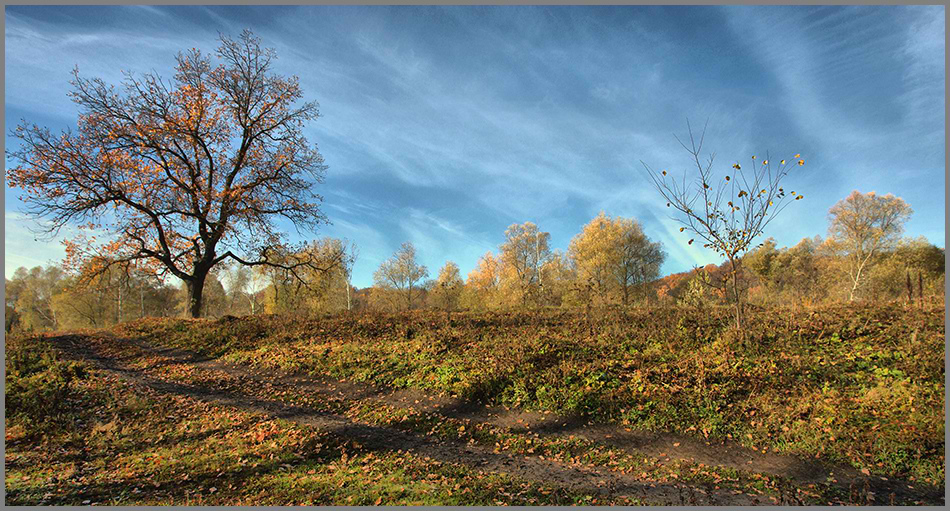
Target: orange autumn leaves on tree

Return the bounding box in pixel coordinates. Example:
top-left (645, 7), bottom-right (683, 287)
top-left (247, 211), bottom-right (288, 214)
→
top-left (7, 30), bottom-right (340, 318)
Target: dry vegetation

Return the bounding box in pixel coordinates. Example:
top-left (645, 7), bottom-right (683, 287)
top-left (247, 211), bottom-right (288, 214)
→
top-left (6, 301), bottom-right (944, 505)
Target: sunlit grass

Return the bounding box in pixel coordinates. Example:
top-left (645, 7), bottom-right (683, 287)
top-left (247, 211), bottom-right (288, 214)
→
top-left (117, 302), bottom-right (945, 484)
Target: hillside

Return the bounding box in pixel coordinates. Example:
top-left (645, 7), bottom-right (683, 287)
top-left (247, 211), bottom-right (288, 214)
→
top-left (6, 303), bottom-right (944, 505)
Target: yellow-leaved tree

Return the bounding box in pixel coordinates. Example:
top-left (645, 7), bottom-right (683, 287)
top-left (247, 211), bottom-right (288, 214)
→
top-left (568, 212), bottom-right (665, 306)
top-left (372, 242), bottom-right (429, 310)
top-left (429, 261), bottom-right (464, 312)
top-left (463, 251), bottom-right (503, 310)
top-left (827, 191), bottom-right (912, 301)
top-left (499, 222), bottom-right (552, 307)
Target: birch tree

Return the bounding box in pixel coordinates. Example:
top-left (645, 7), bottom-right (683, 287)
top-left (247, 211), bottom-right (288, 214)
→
top-left (499, 222), bottom-right (551, 307)
top-left (827, 191), bottom-right (912, 301)
top-left (569, 212), bottom-right (665, 306)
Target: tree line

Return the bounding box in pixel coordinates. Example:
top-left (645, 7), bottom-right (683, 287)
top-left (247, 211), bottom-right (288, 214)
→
top-left (368, 213), bottom-right (664, 312)
top-left (7, 189), bottom-right (943, 333)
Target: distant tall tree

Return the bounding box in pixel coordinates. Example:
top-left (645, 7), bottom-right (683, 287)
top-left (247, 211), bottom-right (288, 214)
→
top-left (827, 191), bottom-right (912, 301)
top-left (464, 251), bottom-right (503, 310)
top-left (743, 238), bottom-right (780, 302)
top-left (568, 214), bottom-right (616, 304)
top-left (569, 212), bottom-right (664, 306)
top-left (865, 236), bottom-right (943, 302)
top-left (339, 242), bottom-right (359, 311)
top-left (222, 262), bottom-right (253, 315)
top-left (894, 237), bottom-right (944, 288)
top-left (430, 261), bottom-right (464, 312)
top-left (7, 30), bottom-right (338, 318)
top-left (745, 237), bottom-right (822, 305)
top-left (614, 222), bottom-right (665, 306)
top-left (300, 238), bottom-right (358, 313)
top-left (643, 121), bottom-right (805, 329)
top-left (51, 266), bottom-right (115, 329)
top-left (254, 238), bottom-right (351, 314)
top-left (499, 222), bottom-right (552, 307)
top-left (373, 242), bottom-right (429, 310)
top-left (5, 266), bottom-right (66, 331)
top-left (45, 258), bottom-right (179, 329)
top-left (539, 250), bottom-right (575, 307)
top-left (5, 302), bottom-right (18, 334)
top-left (259, 246), bottom-right (308, 314)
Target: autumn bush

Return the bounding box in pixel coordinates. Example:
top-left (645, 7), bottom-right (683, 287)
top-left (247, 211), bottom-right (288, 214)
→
top-left (5, 335), bottom-right (89, 431)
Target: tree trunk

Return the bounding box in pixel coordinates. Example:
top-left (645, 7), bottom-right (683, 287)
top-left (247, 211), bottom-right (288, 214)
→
top-left (848, 251), bottom-right (874, 302)
top-left (906, 272), bottom-right (913, 304)
top-left (341, 267), bottom-right (352, 311)
top-left (535, 245), bottom-right (544, 306)
top-left (186, 271), bottom-right (207, 319)
top-left (116, 283), bottom-right (123, 324)
top-left (847, 277), bottom-right (859, 302)
top-left (730, 258), bottom-right (742, 332)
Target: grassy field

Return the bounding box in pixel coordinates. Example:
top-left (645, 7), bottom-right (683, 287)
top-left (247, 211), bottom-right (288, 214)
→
top-left (6, 335), bottom-right (636, 506)
top-left (6, 302), bottom-right (945, 505)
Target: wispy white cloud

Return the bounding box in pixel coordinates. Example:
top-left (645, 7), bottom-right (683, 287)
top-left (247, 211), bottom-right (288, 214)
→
top-left (4, 11), bottom-right (207, 121)
top-left (5, 5), bottom-right (945, 287)
top-left (897, 6), bottom-right (945, 161)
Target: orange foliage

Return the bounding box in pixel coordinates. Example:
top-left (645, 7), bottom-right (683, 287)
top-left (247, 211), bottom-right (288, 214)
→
top-left (8, 31), bottom-right (331, 317)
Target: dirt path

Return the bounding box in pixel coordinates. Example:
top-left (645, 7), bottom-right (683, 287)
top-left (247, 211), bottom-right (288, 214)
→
top-left (49, 332), bottom-right (943, 506)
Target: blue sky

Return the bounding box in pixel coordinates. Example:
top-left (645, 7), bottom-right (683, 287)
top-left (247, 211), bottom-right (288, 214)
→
top-left (4, 5), bottom-right (945, 288)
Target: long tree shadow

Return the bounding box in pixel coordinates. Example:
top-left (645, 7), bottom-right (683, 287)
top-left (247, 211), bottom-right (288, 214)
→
top-left (44, 332), bottom-right (945, 506)
top-left (42, 334), bottom-right (783, 506)
top-left (9, 440), bottom-right (340, 505)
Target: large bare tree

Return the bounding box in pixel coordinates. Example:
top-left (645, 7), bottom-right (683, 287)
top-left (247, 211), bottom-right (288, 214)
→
top-left (7, 30), bottom-right (341, 318)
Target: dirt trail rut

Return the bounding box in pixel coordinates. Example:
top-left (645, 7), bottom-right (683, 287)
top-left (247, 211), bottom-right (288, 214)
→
top-left (49, 333), bottom-right (943, 506)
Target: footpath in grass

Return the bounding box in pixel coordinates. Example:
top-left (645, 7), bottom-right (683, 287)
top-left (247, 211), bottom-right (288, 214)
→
top-left (118, 303), bottom-right (945, 486)
top-left (10, 331), bottom-right (819, 505)
top-left (19, 332), bottom-right (799, 505)
top-left (6, 304), bottom-right (945, 505)
top-left (59, 329), bottom-right (939, 505)
top-left (6, 335), bottom-right (643, 506)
